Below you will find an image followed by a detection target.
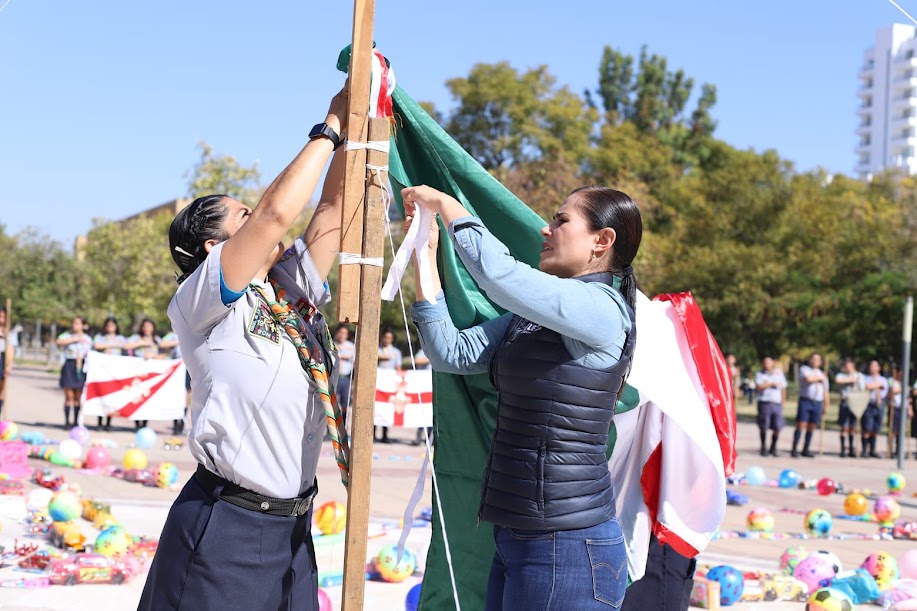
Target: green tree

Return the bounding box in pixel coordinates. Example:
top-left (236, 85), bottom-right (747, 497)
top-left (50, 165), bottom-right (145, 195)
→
top-left (187, 141), bottom-right (263, 204)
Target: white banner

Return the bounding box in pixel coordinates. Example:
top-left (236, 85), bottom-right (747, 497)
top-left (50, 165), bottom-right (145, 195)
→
top-left (373, 369), bottom-right (433, 428)
top-left (80, 351), bottom-right (186, 421)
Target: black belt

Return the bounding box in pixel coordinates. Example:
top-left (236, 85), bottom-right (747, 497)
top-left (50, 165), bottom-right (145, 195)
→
top-left (195, 465), bottom-right (317, 517)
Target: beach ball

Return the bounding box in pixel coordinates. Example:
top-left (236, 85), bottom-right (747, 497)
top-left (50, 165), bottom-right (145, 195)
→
top-left (405, 583), bottom-right (422, 611)
top-left (804, 508), bottom-right (833, 537)
top-left (26, 487), bottom-right (53, 512)
top-left (315, 501), bottom-right (346, 535)
top-left (874, 496), bottom-right (901, 524)
top-left (0, 420), bottom-right (19, 440)
top-left (93, 525), bottom-right (133, 557)
top-left (806, 587), bottom-right (854, 611)
top-left (317, 587), bottom-right (332, 611)
top-left (705, 565), bottom-right (744, 606)
top-left (745, 466), bottom-right (766, 486)
top-left (794, 555), bottom-right (835, 592)
top-left (780, 545), bottom-right (809, 575)
top-left (135, 427), bottom-right (157, 449)
top-left (887, 472), bottom-right (906, 495)
top-left (843, 492), bottom-right (868, 516)
top-left (122, 448), bottom-right (148, 470)
top-left (374, 544), bottom-right (418, 583)
top-left (808, 550), bottom-right (843, 575)
top-left (816, 478), bottom-right (836, 496)
top-left (48, 490), bottom-right (82, 522)
top-left (862, 551), bottom-right (899, 590)
top-left (58, 439), bottom-right (82, 461)
top-left (746, 507), bottom-right (775, 533)
top-left (84, 447), bottom-right (111, 469)
top-left (69, 425), bottom-right (90, 445)
top-left (154, 462), bottom-right (179, 488)
top-left (899, 549), bottom-right (917, 580)
top-left (778, 469), bottom-right (799, 488)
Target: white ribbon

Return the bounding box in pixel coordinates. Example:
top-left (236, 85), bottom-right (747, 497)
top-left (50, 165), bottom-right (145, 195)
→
top-left (381, 202), bottom-right (437, 304)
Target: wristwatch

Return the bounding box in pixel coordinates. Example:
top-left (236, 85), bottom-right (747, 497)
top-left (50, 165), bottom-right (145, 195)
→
top-left (309, 122), bottom-right (343, 149)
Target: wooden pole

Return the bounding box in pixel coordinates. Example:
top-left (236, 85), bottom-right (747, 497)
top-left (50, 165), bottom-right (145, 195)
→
top-left (1, 298), bottom-right (10, 416)
top-left (341, 117), bottom-right (389, 611)
top-left (818, 356), bottom-right (828, 456)
top-left (337, 0), bottom-right (377, 324)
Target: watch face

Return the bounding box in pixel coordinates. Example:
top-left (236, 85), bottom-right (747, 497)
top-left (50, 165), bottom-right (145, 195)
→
top-left (309, 123), bottom-right (326, 139)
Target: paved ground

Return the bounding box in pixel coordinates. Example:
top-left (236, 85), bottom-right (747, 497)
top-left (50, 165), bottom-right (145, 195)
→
top-left (0, 364), bottom-right (915, 610)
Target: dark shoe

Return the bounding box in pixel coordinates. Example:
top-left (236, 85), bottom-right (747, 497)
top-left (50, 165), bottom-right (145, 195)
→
top-left (760, 448), bottom-right (767, 456)
top-left (768, 447), bottom-right (778, 457)
top-left (869, 452), bottom-right (880, 458)
top-left (801, 451), bottom-right (816, 458)
top-left (848, 449), bottom-right (856, 457)
top-left (791, 450), bottom-right (799, 458)
top-left (839, 451), bottom-right (846, 458)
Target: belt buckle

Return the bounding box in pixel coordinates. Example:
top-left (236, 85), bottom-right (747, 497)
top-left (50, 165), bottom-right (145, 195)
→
top-left (291, 489), bottom-right (316, 517)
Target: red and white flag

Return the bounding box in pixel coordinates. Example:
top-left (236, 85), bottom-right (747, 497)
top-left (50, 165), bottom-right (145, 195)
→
top-left (374, 369), bottom-right (433, 428)
top-left (80, 351), bottom-right (186, 421)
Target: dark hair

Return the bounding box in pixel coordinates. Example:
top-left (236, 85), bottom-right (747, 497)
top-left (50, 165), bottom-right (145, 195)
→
top-left (138, 318), bottom-right (156, 337)
top-left (570, 187), bottom-right (642, 313)
top-left (381, 327), bottom-right (395, 339)
top-left (103, 316), bottom-right (120, 335)
top-left (334, 324), bottom-right (351, 335)
top-left (169, 195), bottom-right (231, 283)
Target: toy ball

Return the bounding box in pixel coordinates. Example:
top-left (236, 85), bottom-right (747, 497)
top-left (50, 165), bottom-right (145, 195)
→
top-left (808, 550), bottom-right (843, 575)
top-left (899, 549), bottom-right (917, 580)
top-left (804, 508), bottom-right (833, 537)
top-left (862, 551), bottom-right (899, 590)
top-left (778, 469), bottom-right (799, 488)
top-left (745, 466), bottom-right (767, 486)
top-left (57, 439), bottom-right (82, 461)
top-left (94, 525), bottom-right (133, 557)
top-left (154, 462), bottom-right (179, 488)
top-left (316, 587), bottom-right (332, 611)
top-left (887, 472), bottom-right (906, 494)
top-left (122, 448), bottom-right (148, 470)
top-left (874, 496), bottom-right (901, 524)
top-left (746, 507), bottom-right (775, 533)
top-left (405, 583), bottom-right (422, 611)
top-left (315, 501), bottom-right (346, 535)
top-left (843, 492), bottom-right (868, 516)
top-left (84, 446), bottom-right (111, 470)
top-left (0, 420), bottom-right (19, 440)
top-left (69, 425), bottom-right (90, 445)
top-left (794, 555), bottom-right (835, 592)
top-left (816, 478), bottom-right (836, 496)
top-left (780, 545), bottom-right (809, 575)
top-left (806, 587), bottom-right (854, 611)
top-left (705, 565), bottom-right (744, 606)
top-left (135, 427), bottom-right (157, 450)
top-left (48, 490), bottom-right (82, 522)
top-left (374, 544), bottom-right (418, 583)
top-left (26, 487), bottom-right (54, 512)
top-left (20, 430), bottom-right (46, 445)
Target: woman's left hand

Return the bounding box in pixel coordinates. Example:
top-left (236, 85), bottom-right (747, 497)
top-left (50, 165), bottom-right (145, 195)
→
top-left (401, 185), bottom-right (460, 217)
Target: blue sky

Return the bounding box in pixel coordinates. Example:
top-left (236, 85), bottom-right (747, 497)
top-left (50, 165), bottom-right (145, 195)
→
top-left (0, 0), bottom-right (910, 244)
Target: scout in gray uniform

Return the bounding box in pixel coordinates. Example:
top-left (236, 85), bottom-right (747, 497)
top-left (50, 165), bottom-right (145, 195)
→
top-left (861, 360), bottom-right (888, 458)
top-left (791, 352), bottom-right (828, 458)
top-left (754, 356), bottom-right (786, 456)
top-left (139, 86), bottom-right (348, 611)
top-left (835, 358), bottom-right (863, 458)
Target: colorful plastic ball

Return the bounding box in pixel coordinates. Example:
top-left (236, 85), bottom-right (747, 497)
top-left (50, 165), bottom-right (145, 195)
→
top-left (69, 425), bottom-right (90, 445)
top-left (48, 490), bottom-right (82, 522)
top-left (780, 546), bottom-right (809, 575)
top-left (374, 544), bottom-right (418, 583)
top-left (57, 439), bottom-right (82, 461)
top-left (899, 549), bottom-right (917, 580)
top-left (705, 565), bottom-right (744, 606)
top-left (793, 555), bottom-right (835, 592)
top-left (816, 478), bottom-right (836, 496)
top-left (135, 427), bottom-right (157, 449)
top-left (84, 447), bottom-right (111, 470)
top-left (93, 525), bottom-right (133, 557)
top-left (154, 462), bottom-right (179, 488)
top-left (804, 508), bottom-right (833, 537)
top-left (746, 507), bottom-right (775, 533)
top-left (862, 551), bottom-right (899, 590)
top-left (778, 469), bottom-right (799, 488)
top-left (122, 448), bottom-right (148, 470)
top-left (808, 550), bottom-right (843, 575)
top-left (405, 583), bottom-right (422, 611)
top-left (874, 496), bottom-right (901, 524)
top-left (317, 587), bottom-right (333, 611)
top-left (0, 420), bottom-right (19, 440)
top-left (26, 487), bottom-right (53, 512)
top-left (843, 492), bottom-right (868, 516)
top-left (887, 472), bottom-right (906, 494)
top-left (806, 587), bottom-right (854, 611)
top-left (745, 466), bottom-right (766, 486)
top-left (315, 501), bottom-right (346, 535)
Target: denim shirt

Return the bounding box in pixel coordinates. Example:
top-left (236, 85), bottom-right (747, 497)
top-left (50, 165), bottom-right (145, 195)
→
top-left (411, 216), bottom-right (631, 373)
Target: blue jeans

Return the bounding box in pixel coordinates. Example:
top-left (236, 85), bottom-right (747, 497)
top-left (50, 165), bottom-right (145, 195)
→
top-left (485, 518), bottom-right (627, 610)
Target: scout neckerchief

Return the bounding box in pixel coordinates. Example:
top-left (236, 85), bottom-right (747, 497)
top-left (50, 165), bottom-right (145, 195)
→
top-left (252, 279), bottom-right (351, 487)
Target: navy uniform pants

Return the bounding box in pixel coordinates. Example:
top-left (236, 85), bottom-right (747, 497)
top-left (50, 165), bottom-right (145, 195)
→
top-left (622, 533), bottom-right (696, 611)
top-left (139, 472), bottom-right (318, 611)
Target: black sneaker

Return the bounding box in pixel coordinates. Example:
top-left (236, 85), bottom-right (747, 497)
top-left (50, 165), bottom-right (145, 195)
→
top-left (869, 452), bottom-right (880, 458)
top-left (839, 451), bottom-right (846, 458)
top-left (759, 448), bottom-right (767, 456)
top-left (768, 447), bottom-right (778, 457)
top-left (791, 450), bottom-right (799, 458)
top-left (801, 451), bottom-right (816, 458)
top-left (848, 449), bottom-right (856, 458)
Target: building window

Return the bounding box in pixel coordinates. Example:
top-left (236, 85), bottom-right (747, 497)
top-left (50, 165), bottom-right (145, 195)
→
top-left (908, 50), bottom-right (915, 59)
top-left (864, 97), bottom-right (872, 108)
top-left (862, 135), bottom-right (871, 146)
top-left (860, 154), bottom-right (870, 165)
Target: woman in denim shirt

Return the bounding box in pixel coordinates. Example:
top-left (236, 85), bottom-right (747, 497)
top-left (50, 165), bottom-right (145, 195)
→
top-left (405, 184), bottom-right (642, 610)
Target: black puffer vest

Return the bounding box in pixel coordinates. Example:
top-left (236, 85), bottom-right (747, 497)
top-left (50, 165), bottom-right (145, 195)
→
top-left (479, 272), bottom-right (636, 531)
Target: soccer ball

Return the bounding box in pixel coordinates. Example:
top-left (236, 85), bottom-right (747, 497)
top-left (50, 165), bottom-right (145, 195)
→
top-left (804, 508), bottom-right (833, 537)
top-left (808, 550), bottom-right (842, 575)
top-left (746, 507), bottom-right (775, 533)
top-left (780, 546), bottom-right (809, 575)
top-left (705, 565), bottom-right (745, 606)
top-left (806, 587), bottom-right (854, 611)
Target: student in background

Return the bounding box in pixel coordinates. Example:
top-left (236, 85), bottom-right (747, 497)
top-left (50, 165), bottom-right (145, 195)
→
top-left (755, 356), bottom-right (786, 457)
top-left (56, 316), bottom-right (92, 429)
top-left (92, 316), bottom-right (126, 431)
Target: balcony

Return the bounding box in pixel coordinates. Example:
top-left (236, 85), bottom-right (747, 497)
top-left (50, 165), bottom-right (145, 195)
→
top-left (892, 113), bottom-right (917, 126)
top-left (857, 105), bottom-right (873, 116)
top-left (892, 95), bottom-right (916, 111)
top-left (856, 123), bottom-right (872, 135)
top-left (894, 56), bottom-right (917, 71)
top-left (857, 85), bottom-right (873, 97)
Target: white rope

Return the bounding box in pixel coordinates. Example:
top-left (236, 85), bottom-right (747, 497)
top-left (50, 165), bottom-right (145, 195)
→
top-left (0, 0), bottom-right (14, 14)
top-left (346, 140), bottom-right (391, 153)
top-left (887, 0), bottom-right (917, 25)
top-left (337, 252), bottom-right (384, 267)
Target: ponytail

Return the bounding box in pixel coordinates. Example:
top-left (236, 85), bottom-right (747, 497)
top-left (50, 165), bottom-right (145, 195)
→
top-left (169, 195), bottom-right (230, 283)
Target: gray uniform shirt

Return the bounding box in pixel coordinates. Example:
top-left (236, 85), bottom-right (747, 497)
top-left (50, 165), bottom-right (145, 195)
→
top-left (755, 369), bottom-right (786, 404)
top-left (799, 365), bottom-right (827, 401)
top-left (169, 239), bottom-right (336, 498)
